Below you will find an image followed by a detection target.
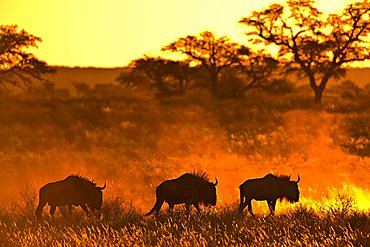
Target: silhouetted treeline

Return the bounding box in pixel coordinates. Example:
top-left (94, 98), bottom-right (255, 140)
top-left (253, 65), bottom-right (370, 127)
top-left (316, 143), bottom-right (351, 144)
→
top-left (116, 0), bottom-right (370, 104)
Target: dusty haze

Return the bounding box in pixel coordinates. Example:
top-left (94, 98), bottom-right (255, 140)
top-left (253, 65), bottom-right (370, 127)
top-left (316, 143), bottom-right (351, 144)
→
top-left (0, 83), bottom-right (369, 215)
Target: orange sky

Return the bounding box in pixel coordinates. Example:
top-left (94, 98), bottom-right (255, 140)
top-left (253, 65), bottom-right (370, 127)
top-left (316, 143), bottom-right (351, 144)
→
top-left (0, 0), bottom-right (354, 67)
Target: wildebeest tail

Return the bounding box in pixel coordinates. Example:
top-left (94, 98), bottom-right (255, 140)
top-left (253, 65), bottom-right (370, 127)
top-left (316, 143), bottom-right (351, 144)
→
top-left (145, 202), bottom-right (159, 216)
top-left (35, 188), bottom-right (47, 220)
top-left (239, 184), bottom-right (245, 204)
top-left (145, 187), bottom-right (164, 216)
top-left (238, 184), bottom-right (247, 213)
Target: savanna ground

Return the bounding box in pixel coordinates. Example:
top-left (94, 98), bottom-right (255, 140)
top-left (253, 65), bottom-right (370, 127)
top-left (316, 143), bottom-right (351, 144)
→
top-left (0, 79), bottom-right (369, 246)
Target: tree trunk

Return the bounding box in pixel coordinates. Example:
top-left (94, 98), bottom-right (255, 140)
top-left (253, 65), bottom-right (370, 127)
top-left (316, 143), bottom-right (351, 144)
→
top-left (210, 72), bottom-right (218, 97)
top-left (306, 66), bottom-right (335, 106)
top-left (311, 78), bottom-right (329, 105)
top-left (156, 79), bottom-right (168, 95)
top-left (313, 87), bottom-right (324, 105)
top-left (178, 78), bottom-right (185, 95)
top-left (308, 74), bottom-right (325, 105)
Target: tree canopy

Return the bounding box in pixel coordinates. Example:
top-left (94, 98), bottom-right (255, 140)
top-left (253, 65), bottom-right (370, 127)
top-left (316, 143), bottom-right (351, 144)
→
top-left (116, 56), bottom-right (196, 96)
top-left (240, 0), bottom-right (370, 104)
top-left (0, 25), bottom-right (54, 91)
top-left (162, 31), bottom-right (241, 97)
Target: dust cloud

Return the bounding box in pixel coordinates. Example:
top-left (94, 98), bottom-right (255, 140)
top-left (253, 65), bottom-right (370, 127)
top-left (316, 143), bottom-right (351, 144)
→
top-left (0, 105), bottom-right (369, 215)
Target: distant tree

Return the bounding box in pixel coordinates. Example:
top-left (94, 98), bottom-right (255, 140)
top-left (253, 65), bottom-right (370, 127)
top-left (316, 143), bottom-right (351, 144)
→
top-left (240, 0), bottom-right (370, 105)
top-left (236, 48), bottom-right (282, 97)
top-left (162, 31), bottom-right (241, 97)
top-left (165, 60), bottom-right (200, 94)
top-left (0, 25), bottom-right (54, 91)
top-left (212, 47), bottom-right (285, 98)
top-left (116, 56), bottom-right (173, 95)
top-left (337, 79), bottom-right (361, 99)
top-left (115, 68), bottom-right (147, 88)
top-left (116, 56), bottom-right (196, 95)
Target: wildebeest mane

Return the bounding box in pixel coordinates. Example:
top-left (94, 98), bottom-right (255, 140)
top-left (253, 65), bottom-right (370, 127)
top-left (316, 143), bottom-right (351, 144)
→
top-left (264, 173), bottom-right (290, 181)
top-left (65, 175), bottom-right (98, 188)
top-left (263, 173), bottom-right (297, 202)
top-left (190, 171), bottom-right (210, 182)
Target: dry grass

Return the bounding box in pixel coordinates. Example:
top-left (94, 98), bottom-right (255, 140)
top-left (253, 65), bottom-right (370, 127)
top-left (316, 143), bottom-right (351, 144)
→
top-left (0, 197), bottom-right (369, 246)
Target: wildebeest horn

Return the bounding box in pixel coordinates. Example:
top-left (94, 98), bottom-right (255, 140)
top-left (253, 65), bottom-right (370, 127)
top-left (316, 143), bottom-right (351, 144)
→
top-left (296, 175), bottom-right (300, 183)
top-left (99, 182), bottom-right (106, 190)
top-left (213, 177), bottom-right (218, 186)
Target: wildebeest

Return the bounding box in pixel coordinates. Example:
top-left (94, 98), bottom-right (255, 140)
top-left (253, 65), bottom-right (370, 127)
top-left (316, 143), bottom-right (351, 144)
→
top-left (239, 174), bottom-right (300, 217)
top-left (35, 175), bottom-right (106, 220)
top-left (145, 172), bottom-right (218, 216)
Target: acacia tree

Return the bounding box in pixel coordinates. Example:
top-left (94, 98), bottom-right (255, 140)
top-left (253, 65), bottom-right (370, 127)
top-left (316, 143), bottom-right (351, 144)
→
top-left (215, 48), bottom-right (281, 98)
top-left (240, 0), bottom-right (370, 104)
top-left (162, 31), bottom-right (241, 97)
top-left (165, 60), bottom-right (199, 94)
top-left (117, 56), bottom-right (172, 95)
top-left (0, 25), bottom-right (54, 91)
top-left (116, 56), bottom-right (195, 95)
top-left (237, 48), bottom-right (281, 96)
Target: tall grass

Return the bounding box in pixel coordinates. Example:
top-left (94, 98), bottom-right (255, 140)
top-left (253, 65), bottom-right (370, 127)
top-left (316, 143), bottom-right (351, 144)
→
top-left (0, 196), bottom-right (369, 246)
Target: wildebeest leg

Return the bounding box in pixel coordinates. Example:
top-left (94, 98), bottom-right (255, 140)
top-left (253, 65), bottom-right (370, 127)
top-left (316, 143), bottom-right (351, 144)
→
top-left (80, 204), bottom-right (90, 216)
top-left (247, 200), bottom-right (254, 218)
top-left (49, 204), bottom-right (57, 218)
top-left (168, 203), bottom-right (174, 213)
top-left (239, 195), bottom-right (248, 214)
top-left (193, 203), bottom-right (200, 213)
top-left (145, 198), bottom-right (164, 216)
top-left (63, 205), bottom-right (73, 219)
top-left (35, 201), bottom-right (47, 220)
top-left (185, 203), bottom-right (192, 213)
top-left (268, 200), bottom-right (276, 216)
top-left (154, 199), bottom-right (165, 216)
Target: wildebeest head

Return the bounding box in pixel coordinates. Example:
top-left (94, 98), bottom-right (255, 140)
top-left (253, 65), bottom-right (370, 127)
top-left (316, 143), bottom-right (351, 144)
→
top-left (89, 182), bottom-right (106, 210)
top-left (283, 175), bottom-right (300, 203)
top-left (203, 178), bottom-right (218, 206)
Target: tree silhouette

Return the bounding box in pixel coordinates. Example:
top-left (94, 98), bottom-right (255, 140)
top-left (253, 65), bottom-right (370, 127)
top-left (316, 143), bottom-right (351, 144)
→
top-left (162, 31), bottom-right (241, 97)
top-left (164, 60), bottom-right (198, 95)
top-left (116, 56), bottom-right (196, 95)
top-left (240, 0), bottom-right (370, 105)
top-left (0, 25), bottom-right (54, 91)
top-left (117, 56), bottom-right (172, 95)
top-left (236, 48), bottom-right (281, 97)
top-left (215, 49), bottom-right (281, 99)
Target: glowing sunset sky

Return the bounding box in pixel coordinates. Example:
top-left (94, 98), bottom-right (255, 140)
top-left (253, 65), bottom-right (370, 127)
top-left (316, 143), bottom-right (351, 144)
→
top-left (1, 0), bottom-right (354, 67)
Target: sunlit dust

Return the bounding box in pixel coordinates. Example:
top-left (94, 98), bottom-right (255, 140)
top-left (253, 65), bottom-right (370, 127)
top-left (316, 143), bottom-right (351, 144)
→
top-left (1, 101), bottom-right (368, 214)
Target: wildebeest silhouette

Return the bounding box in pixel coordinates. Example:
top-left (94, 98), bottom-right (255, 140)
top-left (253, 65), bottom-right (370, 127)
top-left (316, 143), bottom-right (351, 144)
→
top-left (35, 175), bottom-right (106, 220)
top-left (145, 172), bottom-right (218, 216)
top-left (239, 173), bottom-right (300, 217)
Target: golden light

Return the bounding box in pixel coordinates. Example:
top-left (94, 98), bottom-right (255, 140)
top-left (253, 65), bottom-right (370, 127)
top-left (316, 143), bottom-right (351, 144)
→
top-left (0, 0), bottom-right (363, 67)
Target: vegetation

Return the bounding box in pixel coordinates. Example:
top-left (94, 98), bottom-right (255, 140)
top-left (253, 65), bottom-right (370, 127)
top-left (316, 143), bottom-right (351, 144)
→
top-left (0, 25), bottom-right (54, 91)
top-left (0, 196), bottom-right (369, 246)
top-left (1, 0), bottom-right (370, 246)
top-left (240, 0), bottom-right (370, 104)
top-left (116, 56), bottom-right (196, 96)
top-left (115, 0), bottom-right (370, 103)
top-left (162, 31), bottom-right (242, 97)
top-left (1, 64), bottom-right (370, 246)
